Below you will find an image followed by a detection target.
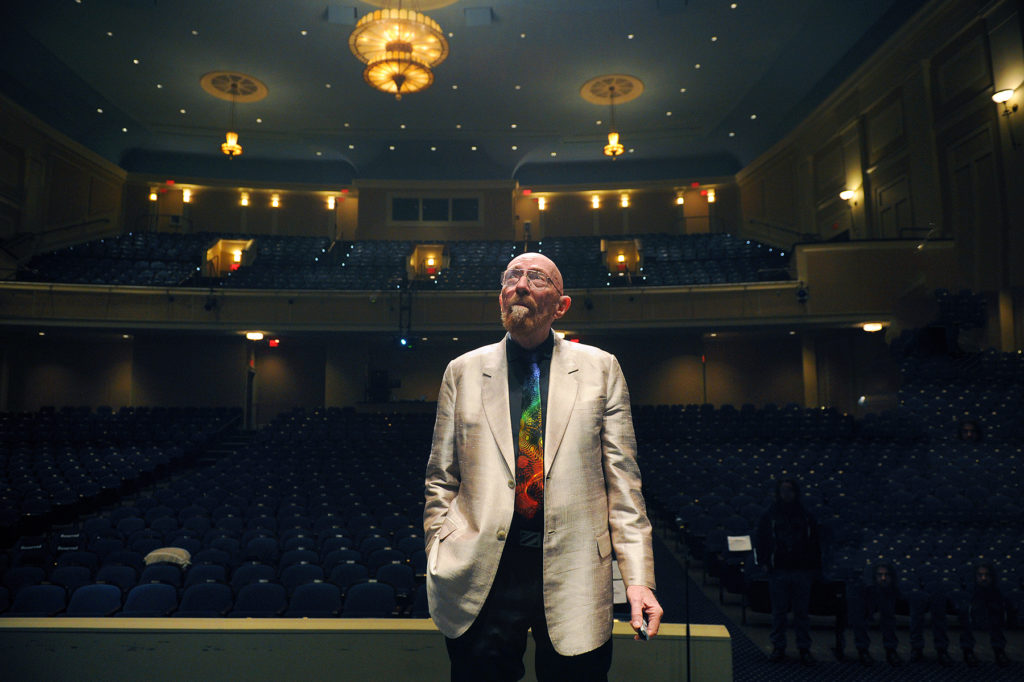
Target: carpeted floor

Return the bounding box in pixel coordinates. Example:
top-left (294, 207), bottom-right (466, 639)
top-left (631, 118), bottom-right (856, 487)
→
top-left (651, 533), bottom-right (1022, 681)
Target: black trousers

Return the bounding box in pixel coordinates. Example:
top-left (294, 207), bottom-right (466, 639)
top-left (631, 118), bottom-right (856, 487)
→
top-left (444, 540), bottom-right (612, 682)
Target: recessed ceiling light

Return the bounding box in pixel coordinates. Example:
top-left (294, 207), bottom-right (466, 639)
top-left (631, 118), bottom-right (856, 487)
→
top-left (122, 127), bottom-right (127, 132)
top-left (666, 111), bottom-right (672, 116)
top-left (510, 123), bottom-right (517, 128)
top-left (511, 145), bottom-right (518, 150)
top-left (389, 145), bottom-right (396, 150)
top-left (731, 3), bottom-right (738, 8)
top-left (694, 63), bottom-right (701, 69)
top-left (325, 83), bottom-right (331, 88)
top-left (156, 83), bottom-right (163, 89)
top-left (628, 148), bottom-right (635, 153)
top-left (132, 58), bottom-right (140, 65)
top-left (96, 108), bottom-right (103, 114)
top-left (596, 120), bottom-right (602, 125)
top-left (711, 36), bottom-right (718, 42)
top-left (550, 152), bottom-right (557, 157)
top-left (514, 85), bottom-right (521, 90)
top-left (728, 131), bottom-right (736, 137)
top-left (750, 114), bottom-right (757, 120)
top-left (344, 122), bottom-right (350, 128)
top-left (451, 84), bottom-right (458, 89)
top-left (456, 124), bottom-right (462, 129)
top-left (315, 151), bottom-right (322, 156)
top-left (179, 108), bottom-right (187, 114)
top-left (106, 32), bottom-right (113, 37)
top-left (400, 124), bottom-right (406, 129)
top-left (520, 33), bottom-right (526, 39)
top-left (191, 29), bottom-right (199, 35)
top-left (627, 34), bottom-right (635, 40)
top-left (256, 117), bottom-right (263, 123)
top-left (471, 145), bottom-right (477, 151)
top-left (300, 30), bottom-right (308, 36)
top-left (679, 88), bottom-right (687, 93)
top-left (348, 144), bottom-right (355, 149)
top-left (448, 32), bottom-right (455, 38)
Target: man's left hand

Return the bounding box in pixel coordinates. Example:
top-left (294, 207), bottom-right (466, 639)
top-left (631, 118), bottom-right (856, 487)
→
top-left (626, 585), bottom-right (663, 640)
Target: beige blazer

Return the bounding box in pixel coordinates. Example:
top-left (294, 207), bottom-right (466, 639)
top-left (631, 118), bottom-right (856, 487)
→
top-left (424, 334), bottom-right (655, 656)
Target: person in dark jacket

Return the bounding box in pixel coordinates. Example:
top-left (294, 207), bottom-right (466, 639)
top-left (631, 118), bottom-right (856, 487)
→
top-left (952, 563), bottom-right (1011, 667)
top-left (756, 479), bottom-right (822, 666)
top-left (839, 563), bottom-right (903, 667)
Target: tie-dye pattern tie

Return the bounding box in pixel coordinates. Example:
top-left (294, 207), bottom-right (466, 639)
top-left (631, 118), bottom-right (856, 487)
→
top-left (515, 353), bottom-right (544, 519)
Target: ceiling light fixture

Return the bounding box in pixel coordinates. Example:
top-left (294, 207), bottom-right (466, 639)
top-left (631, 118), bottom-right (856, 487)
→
top-left (348, 7), bottom-right (449, 100)
top-left (220, 86), bottom-right (243, 157)
top-left (603, 85), bottom-right (624, 159)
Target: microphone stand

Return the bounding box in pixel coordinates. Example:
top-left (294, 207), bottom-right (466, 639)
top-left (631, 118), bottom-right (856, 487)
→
top-left (685, 549), bottom-right (692, 682)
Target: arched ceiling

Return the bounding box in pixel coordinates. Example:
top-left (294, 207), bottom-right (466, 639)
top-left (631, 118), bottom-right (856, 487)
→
top-left (0, 0), bottom-right (930, 185)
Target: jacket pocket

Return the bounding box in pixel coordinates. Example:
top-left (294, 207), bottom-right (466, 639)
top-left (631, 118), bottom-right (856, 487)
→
top-left (596, 529), bottom-right (612, 559)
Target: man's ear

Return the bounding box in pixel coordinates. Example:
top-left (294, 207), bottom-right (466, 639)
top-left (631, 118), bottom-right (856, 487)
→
top-left (553, 295), bottom-right (572, 319)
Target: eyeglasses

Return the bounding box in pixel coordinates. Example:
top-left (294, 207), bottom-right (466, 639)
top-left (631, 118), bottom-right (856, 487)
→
top-left (500, 268), bottom-right (561, 293)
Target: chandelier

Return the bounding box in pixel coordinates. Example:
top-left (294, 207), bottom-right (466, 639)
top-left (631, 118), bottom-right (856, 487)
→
top-left (220, 90), bottom-right (243, 157)
top-left (348, 8), bottom-right (449, 100)
top-left (603, 85), bottom-right (624, 158)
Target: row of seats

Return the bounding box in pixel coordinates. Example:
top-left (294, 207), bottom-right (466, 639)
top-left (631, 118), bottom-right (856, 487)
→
top-left (17, 232), bottom-right (791, 290)
top-left (4, 579), bottom-right (420, 618)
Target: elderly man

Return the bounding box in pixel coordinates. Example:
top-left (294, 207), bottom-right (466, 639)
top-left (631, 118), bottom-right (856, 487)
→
top-left (424, 252), bottom-right (662, 681)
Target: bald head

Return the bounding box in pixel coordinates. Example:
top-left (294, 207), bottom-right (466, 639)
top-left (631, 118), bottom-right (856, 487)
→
top-left (505, 252), bottom-right (564, 293)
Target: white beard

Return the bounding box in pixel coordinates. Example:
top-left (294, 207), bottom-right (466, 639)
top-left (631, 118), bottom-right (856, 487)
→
top-left (501, 303), bottom-right (534, 332)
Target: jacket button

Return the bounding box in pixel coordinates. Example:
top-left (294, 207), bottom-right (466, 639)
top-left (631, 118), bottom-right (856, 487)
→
top-left (507, 479), bottom-right (515, 489)
top-left (496, 530), bottom-right (506, 541)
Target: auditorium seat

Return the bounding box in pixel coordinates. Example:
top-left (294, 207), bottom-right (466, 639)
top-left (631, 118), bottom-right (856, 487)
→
top-left (66, 583), bottom-right (122, 616)
top-left (95, 565), bottom-right (138, 593)
top-left (230, 581), bottom-right (287, 617)
top-left (175, 582), bottom-right (233, 617)
top-left (284, 582), bottom-right (342, 618)
top-left (279, 563), bottom-right (325, 595)
top-left (230, 562), bottom-right (276, 592)
top-left (119, 583), bottom-right (177, 617)
top-left (8, 584), bottom-right (67, 616)
top-left (48, 566), bottom-right (93, 594)
top-left (374, 563), bottom-right (415, 604)
top-left (341, 581), bottom-right (396, 618)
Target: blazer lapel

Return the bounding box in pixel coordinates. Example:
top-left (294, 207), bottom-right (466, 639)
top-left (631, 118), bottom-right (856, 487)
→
top-left (482, 338), bottom-right (516, 476)
top-left (544, 336), bottom-right (579, 475)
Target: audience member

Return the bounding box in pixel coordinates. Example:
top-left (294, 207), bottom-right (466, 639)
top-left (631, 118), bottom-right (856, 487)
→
top-left (836, 563), bottom-right (902, 667)
top-left (951, 563), bottom-right (1011, 667)
top-left (755, 479), bottom-right (822, 666)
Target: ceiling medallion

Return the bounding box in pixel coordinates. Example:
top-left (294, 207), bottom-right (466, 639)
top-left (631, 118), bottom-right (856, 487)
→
top-left (348, 8), bottom-right (449, 100)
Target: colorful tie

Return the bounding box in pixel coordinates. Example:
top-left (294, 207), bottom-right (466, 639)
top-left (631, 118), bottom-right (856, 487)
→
top-left (515, 353), bottom-right (544, 519)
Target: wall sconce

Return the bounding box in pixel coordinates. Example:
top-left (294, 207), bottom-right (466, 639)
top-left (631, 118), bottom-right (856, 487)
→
top-left (148, 190), bottom-right (158, 202)
top-left (706, 188), bottom-right (716, 203)
top-left (619, 193), bottom-right (630, 208)
top-left (537, 197), bottom-right (547, 211)
top-left (591, 195), bottom-right (601, 209)
top-left (839, 189), bottom-right (856, 201)
top-left (270, 193), bottom-right (280, 208)
top-left (675, 192), bottom-right (685, 206)
top-left (993, 87), bottom-right (1019, 150)
top-left (240, 191), bottom-right (250, 207)
top-left (862, 322), bottom-right (884, 333)
top-left (182, 189), bottom-right (192, 204)
top-left (326, 196), bottom-right (336, 210)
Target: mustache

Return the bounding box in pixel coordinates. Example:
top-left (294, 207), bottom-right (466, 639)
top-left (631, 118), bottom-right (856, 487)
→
top-left (507, 295), bottom-right (534, 310)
